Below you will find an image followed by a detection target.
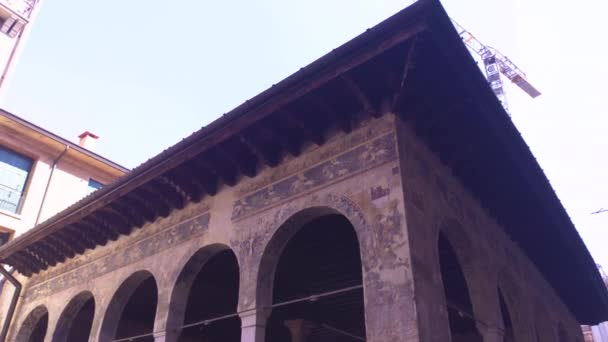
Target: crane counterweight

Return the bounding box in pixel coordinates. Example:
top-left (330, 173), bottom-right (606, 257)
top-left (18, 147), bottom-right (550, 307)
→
top-left (451, 19), bottom-right (541, 113)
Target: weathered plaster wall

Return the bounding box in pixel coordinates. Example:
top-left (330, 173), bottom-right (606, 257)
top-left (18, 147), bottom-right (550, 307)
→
top-left (6, 114), bottom-right (586, 342)
top-left (396, 119), bottom-right (583, 342)
top-left (8, 114), bottom-right (417, 342)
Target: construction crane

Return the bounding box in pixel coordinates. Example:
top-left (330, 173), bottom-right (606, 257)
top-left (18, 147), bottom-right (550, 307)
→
top-left (451, 20), bottom-right (541, 114)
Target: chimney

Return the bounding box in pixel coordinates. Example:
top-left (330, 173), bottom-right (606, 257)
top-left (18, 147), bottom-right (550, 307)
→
top-left (78, 131), bottom-right (99, 151)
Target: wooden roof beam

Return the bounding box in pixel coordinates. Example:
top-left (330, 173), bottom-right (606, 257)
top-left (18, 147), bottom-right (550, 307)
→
top-left (189, 159), bottom-right (219, 196)
top-left (97, 207), bottom-right (135, 235)
top-left (13, 250), bottom-right (37, 271)
top-left (283, 110), bottom-right (326, 146)
top-left (306, 92), bottom-right (353, 134)
top-left (55, 229), bottom-right (87, 254)
top-left (111, 201), bottom-right (147, 228)
top-left (40, 239), bottom-right (67, 265)
top-left (89, 211), bottom-right (131, 237)
top-left (200, 150), bottom-right (239, 187)
top-left (29, 241), bottom-right (62, 267)
top-left (257, 120), bottom-right (302, 157)
top-left (47, 234), bottom-right (76, 259)
top-left (9, 252), bottom-right (35, 276)
top-left (340, 74), bottom-right (379, 117)
top-left (121, 194), bottom-right (157, 224)
top-left (138, 179), bottom-right (184, 214)
top-left (167, 167), bottom-right (206, 203)
top-left (238, 133), bottom-right (281, 168)
top-left (154, 176), bottom-right (188, 210)
top-left (136, 185), bottom-right (172, 218)
top-left (222, 140), bottom-right (259, 178)
top-left (79, 217), bottom-right (119, 242)
top-left (22, 248), bottom-right (48, 272)
top-left (4, 254), bottom-right (29, 275)
top-left (65, 224), bottom-right (101, 248)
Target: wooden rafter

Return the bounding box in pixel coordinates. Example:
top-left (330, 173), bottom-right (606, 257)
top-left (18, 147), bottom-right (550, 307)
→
top-left (283, 110), bottom-right (326, 146)
top-left (257, 119), bottom-right (302, 157)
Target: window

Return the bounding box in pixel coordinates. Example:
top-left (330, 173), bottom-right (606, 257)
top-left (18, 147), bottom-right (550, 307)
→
top-left (0, 146), bottom-right (33, 214)
top-left (0, 227), bottom-right (14, 247)
top-left (87, 179), bottom-right (103, 195)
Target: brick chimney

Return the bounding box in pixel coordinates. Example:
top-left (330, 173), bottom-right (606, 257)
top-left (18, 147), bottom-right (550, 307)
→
top-left (78, 131), bottom-right (99, 151)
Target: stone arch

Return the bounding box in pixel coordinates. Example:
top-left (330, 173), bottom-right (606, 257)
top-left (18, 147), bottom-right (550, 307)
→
top-left (165, 243), bottom-right (240, 341)
top-left (432, 217), bottom-right (483, 298)
top-left (434, 217), bottom-right (490, 314)
top-left (255, 193), bottom-right (371, 309)
top-left (435, 217), bottom-right (475, 266)
top-left (253, 192), bottom-right (376, 340)
top-left (98, 270), bottom-right (158, 342)
top-left (15, 305), bottom-right (49, 342)
top-left (436, 230), bottom-right (483, 341)
top-left (52, 291), bottom-right (95, 342)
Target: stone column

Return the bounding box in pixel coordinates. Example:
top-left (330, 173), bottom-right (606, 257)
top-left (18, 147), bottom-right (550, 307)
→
top-left (240, 309), bottom-right (270, 342)
top-left (153, 331), bottom-right (168, 342)
top-left (154, 285), bottom-right (179, 342)
top-left (355, 208), bottom-right (421, 342)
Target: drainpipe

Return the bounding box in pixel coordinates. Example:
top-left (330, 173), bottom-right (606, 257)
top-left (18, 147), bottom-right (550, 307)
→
top-left (35, 145), bottom-right (68, 225)
top-left (0, 266), bottom-right (21, 342)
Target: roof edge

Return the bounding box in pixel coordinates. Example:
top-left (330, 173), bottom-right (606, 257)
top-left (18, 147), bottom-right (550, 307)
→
top-left (0, 108), bottom-right (130, 173)
top-left (424, 0), bottom-right (608, 322)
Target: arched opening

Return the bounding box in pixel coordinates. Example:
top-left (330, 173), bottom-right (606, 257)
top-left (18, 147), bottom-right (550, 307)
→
top-left (99, 271), bottom-right (158, 342)
top-left (264, 212), bottom-right (365, 341)
top-left (15, 306), bottom-right (48, 342)
top-left (438, 232), bottom-right (483, 342)
top-left (52, 292), bottom-right (95, 342)
top-left (168, 247), bottom-right (241, 341)
top-left (498, 289), bottom-right (515, 342)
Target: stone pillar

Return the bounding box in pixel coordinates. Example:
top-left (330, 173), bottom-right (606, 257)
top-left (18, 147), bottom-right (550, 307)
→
top-left (284, 319), bottom-right (317, 342)
top-left (240, 309), bottom-right (269, 342)
top-left (153, 331), bottom-right (168, 342)
top-left (357, 216), bottom-right (420, 342)
top-left (154, 285), bottom-right (179, 342)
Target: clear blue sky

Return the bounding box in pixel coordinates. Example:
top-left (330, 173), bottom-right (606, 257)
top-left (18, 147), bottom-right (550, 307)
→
top-left (3, 0), bottom-right (608, 269)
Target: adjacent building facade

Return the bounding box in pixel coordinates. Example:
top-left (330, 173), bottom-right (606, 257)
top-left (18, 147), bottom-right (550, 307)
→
top-left (0, 109), bottom-right (128, 240)
top-left (0, 0), bottom-right (42, 101)
top-left (0, 1), bottom-right (605, 341)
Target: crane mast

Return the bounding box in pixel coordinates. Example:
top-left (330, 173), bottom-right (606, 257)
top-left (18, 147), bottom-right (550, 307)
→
top-left (451, 20), bottom-right (541, 114)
